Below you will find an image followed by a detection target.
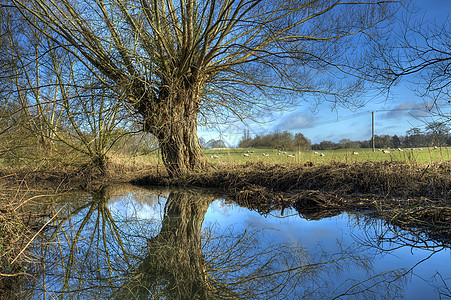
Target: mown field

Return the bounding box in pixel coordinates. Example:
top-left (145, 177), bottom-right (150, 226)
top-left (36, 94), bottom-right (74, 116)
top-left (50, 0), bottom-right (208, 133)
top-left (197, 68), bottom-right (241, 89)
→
top-left (133, 146), bottom-right (451, 165)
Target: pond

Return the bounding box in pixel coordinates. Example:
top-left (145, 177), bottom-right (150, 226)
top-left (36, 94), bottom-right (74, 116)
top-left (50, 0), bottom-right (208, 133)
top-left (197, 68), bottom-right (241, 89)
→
top-left (19, 185), bottom-right (451, 299)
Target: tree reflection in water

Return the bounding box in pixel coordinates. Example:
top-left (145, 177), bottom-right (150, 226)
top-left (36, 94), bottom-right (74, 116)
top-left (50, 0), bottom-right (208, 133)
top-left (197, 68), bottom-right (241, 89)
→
top-left (17, 186), bottom-right (448, 299)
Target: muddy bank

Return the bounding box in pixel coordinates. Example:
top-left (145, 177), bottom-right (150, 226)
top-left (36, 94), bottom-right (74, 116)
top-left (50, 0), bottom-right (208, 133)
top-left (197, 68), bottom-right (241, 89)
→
top-left (5, 159), bottom-right (450, 200)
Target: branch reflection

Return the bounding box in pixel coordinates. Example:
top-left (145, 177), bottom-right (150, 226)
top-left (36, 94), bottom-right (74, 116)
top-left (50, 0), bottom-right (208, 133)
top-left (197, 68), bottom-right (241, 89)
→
top-left (19, 186), bottom-right (447, 299)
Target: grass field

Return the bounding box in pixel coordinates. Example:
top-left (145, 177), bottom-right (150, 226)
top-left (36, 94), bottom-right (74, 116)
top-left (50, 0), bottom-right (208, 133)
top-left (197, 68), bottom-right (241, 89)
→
top-left (133, 146), bottom-right (451, 166)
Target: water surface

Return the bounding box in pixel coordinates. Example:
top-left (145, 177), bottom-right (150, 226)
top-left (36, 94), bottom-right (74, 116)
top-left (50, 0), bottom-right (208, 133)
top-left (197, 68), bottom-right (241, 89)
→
top-left (22, 185), bottom-right (451, 299)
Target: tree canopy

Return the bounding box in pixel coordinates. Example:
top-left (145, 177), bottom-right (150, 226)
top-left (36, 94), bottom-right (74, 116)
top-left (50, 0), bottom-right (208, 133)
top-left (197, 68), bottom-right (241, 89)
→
top-left (239, 130), bottom-right (311, 150)
top-left (7, 0), bottom-right (401, 176)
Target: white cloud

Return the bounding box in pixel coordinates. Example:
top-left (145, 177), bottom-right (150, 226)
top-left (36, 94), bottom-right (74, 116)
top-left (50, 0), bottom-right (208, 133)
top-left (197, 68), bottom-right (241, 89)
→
top-left (379, 100), bottom-right (433, 120)
top-left (379, 101), bottom-right (414, 119)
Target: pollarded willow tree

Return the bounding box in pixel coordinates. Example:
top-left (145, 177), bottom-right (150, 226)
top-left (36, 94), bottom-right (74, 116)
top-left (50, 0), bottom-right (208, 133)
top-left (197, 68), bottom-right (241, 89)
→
top-left (9, 0), bottom-right (401, 176)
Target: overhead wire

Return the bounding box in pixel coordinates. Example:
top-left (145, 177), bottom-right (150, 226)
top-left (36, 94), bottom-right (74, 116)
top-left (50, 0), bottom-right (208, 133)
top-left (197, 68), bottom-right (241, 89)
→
top-left (202, 108), bottom-right (417, 145)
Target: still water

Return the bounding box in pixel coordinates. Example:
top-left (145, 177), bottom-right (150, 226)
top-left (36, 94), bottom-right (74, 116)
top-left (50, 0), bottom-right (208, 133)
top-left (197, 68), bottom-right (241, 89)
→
top-left (23, 185), bottom-right (450, 299)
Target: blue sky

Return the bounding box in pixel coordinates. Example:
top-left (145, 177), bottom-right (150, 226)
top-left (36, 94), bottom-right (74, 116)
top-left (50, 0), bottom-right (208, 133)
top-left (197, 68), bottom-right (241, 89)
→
top-left (198, 0), bottom-right (451, 146)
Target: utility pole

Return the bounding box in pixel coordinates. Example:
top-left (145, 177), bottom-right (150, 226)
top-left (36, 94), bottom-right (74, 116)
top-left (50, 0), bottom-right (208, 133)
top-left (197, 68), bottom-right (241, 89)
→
top-left (372, 111), bottom-right (375, 152)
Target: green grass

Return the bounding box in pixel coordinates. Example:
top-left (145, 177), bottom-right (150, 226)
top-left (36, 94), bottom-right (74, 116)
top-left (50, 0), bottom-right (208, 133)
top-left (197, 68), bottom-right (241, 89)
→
top-left (203, 147), bottom-right (451, 164)
top-left (130, 146), bottom-right (451, 166)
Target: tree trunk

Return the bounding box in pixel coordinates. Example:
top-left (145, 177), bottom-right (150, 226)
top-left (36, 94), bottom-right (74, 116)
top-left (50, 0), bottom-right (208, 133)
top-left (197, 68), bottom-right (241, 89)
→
top-left (140, 87), bottom-right (207, 177)
top-left (113, 191), bottom-right (215, 299)
top-left (158, 115), bottom-right (206, 177)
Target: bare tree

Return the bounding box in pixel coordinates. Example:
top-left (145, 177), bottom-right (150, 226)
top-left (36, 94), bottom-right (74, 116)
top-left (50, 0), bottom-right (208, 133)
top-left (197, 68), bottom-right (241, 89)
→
top-left (0, 5), bottom-right (11, 99)
top-left (377, 8), bottom-right (451, 125)
top-left (9, 0), bottom-right (401, 176)
top-left (2, 7), bottom-right (135, 171)
top-left (425, 121), bottom-right (449, 146)
top-left (0, 4), bottom-right (41, 164)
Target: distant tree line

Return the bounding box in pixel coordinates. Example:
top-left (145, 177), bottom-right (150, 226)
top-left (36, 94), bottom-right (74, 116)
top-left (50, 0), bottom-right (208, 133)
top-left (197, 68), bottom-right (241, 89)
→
top-left (312, 123), bottom-right (451, 150)
top-left (238, 131), bottom-right (311, 151)
top-left (234, 123), bottom-right (450, 151)
top-left (198, 138), bottom-right (227, 149)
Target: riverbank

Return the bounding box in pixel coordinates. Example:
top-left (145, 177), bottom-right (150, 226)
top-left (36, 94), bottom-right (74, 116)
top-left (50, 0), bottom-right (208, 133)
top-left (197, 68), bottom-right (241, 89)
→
top-left (133, 161), bottom-right (451, 243)
top-left (1, 160), bottom-right (450, 258)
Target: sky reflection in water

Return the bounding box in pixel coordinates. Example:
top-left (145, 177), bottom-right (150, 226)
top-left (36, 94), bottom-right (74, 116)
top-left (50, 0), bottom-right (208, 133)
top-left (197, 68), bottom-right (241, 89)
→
top-left (25, 186), bottom-right (451, 299)
top-left (205, 200), bottom-right (451, 299)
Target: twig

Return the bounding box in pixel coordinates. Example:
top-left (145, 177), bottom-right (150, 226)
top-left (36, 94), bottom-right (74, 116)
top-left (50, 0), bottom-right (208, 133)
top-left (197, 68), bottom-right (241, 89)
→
top-left (11, 204), bottom-right (67, 265)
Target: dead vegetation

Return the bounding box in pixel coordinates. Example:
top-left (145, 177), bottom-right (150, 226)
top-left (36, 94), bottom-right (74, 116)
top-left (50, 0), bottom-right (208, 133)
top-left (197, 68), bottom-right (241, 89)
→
top-left (0, 176), bottom-right (68, 298)
top-left (1, 159), bottom-right (450, 279)
top-left (135, 160), bottom-right (450, 199)
top-left (0, 184), bottom-right (40, 297)
top-left (0, 154), bottom-right (158, 191)
top-left (134, 160), bottom-right (451, 243)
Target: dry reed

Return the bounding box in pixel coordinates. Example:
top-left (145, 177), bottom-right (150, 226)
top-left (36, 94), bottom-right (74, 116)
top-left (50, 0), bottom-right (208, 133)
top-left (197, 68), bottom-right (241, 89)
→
top-left (0, 176), bottom-right (64, 298)
top-left (135, 160), bottom-right (451, 242)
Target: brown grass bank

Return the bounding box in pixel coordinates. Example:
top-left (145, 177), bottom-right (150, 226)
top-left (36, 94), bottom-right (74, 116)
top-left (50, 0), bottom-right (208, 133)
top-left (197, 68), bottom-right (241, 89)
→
top-left (1, 160), bottom-right (450, 252)
top-left (134, 161), bottom-right (451, 243)
top-left (135, 161), bottom-right (450, 199)
top-left (0, 156), bottom-right (157, 191)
